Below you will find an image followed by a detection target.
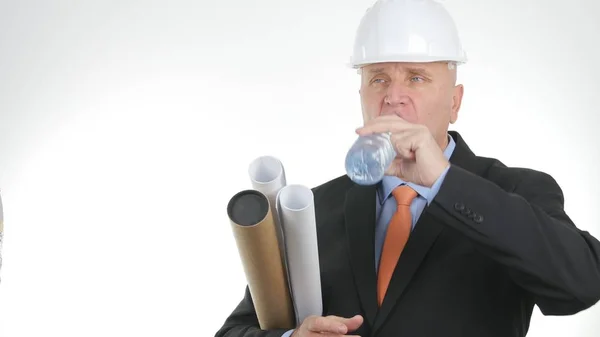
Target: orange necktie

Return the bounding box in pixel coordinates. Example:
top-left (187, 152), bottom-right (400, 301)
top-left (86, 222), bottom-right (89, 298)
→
top-left (377, 185), bottom-right (418, 306)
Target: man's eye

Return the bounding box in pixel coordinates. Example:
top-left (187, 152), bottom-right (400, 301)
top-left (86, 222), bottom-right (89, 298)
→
top-left (373, 78), bottom-right (386, 83)
top-left (410, 76), bottom-right (425, 82)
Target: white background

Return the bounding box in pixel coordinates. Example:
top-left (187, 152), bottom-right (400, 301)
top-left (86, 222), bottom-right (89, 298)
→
top-left (1, 0), bottom-right (599, 336)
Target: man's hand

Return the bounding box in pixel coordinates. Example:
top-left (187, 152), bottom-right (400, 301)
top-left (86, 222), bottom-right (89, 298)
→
top-left (290, 314), bottom-right (363, 337)
top-left (356, 115), bottom-right (449, 187)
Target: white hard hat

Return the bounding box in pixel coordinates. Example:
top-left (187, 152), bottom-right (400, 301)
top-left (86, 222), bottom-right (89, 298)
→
top-left (350, 0), bottom-right (467, 69)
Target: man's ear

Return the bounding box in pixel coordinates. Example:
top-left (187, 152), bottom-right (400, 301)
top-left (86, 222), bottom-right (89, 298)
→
top-left (450, 84), bottom-right (464, 124)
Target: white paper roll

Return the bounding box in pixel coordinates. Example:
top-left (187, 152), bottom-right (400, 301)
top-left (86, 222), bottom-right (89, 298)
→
top-left (277, 184), bottom-right (323, 325)
top-left (248, 156), bottom-right (287, 210)
top-left (248, 156), bottom-right (287, 261)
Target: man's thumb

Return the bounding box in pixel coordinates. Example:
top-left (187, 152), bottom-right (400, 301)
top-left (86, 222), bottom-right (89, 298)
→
top-left (345, 315), bottom-right (364, 330)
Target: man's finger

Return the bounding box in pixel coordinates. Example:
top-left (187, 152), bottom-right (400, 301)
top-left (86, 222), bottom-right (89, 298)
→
top-left (326, 315), bottom-right (364, 332)
top-left (345, 315), bottom-right (364, 331)
top-left (307, 316), bottom-right (348, 334)
top-left (390, 131), bottom-right (419, 159)
top-left (327, 314), bottom-right (363, 323)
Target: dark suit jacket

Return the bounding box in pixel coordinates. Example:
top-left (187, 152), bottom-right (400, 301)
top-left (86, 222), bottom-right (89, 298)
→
top-left (215, 131), bottom-right (600, 337)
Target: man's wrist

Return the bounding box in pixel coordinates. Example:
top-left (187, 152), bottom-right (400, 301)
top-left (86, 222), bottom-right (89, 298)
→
top-left (426, 163), bottom-right (451, 204)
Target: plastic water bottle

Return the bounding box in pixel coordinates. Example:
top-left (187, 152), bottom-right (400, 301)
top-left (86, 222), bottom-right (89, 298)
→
top-left (345, 132), bottom-right (397, 185)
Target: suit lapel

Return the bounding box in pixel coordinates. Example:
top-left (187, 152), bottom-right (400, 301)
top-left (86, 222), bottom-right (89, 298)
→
top-left (344, 183), bottom-right (379, 328)
top-left (371, 209), bottom-right (444, 334)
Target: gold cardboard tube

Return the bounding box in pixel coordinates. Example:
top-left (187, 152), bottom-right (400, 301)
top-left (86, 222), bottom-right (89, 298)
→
top-left (227, 189), bottom-right (295, 330)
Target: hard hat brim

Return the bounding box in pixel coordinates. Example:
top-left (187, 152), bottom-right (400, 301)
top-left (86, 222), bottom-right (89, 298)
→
top-left (349, 53), bottom-right (468, 69)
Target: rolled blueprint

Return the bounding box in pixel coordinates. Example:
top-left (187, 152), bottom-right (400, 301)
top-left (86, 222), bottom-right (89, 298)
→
top-left (248, 156), bottom-right (286, 210)
top-left (277, 184), bottom-right (323, 325)
top-left (227, 189), bottom-right (295, 329)
top-left (247, 156), bottom-right (288, 279)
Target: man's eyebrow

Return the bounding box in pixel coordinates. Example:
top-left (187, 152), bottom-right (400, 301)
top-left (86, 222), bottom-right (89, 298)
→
top-left (367, 67), bottom-right (433, 77)
top-left (406, 67), bottom-right (433, 77)
top-left (367, 68), bottom-right (385, 75)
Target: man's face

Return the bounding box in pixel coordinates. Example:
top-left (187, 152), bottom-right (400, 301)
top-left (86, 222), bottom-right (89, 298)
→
top-left (359, 61), bottom-right (464, 147)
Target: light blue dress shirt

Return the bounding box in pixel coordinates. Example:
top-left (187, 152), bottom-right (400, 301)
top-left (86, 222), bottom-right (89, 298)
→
top-left (281, 135), bottom-right (456, 337)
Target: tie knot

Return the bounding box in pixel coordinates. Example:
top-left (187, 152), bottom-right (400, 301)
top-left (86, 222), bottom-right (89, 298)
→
top-left (391, 185), bottom-right (418, 206)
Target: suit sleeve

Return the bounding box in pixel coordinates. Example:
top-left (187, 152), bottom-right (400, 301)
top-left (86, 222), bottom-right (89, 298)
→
top-left (428, 164), bottom-right (600, 315)
top-left (214, 286), bottom-right (294, 337)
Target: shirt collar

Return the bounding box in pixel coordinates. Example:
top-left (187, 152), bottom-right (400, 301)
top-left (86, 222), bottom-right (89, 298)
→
top-left (378, 134), bottom-right (456, 204)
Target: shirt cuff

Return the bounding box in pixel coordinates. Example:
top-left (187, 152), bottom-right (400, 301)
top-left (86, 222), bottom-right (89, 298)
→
top-left (427, 164), bottom-right (451, 205)
top-left (281, 329), bottom-right (295, 337)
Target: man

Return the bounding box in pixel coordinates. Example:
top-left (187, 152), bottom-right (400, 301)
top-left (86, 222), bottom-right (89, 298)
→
top-left (215, 0), bottom-right (600, 336)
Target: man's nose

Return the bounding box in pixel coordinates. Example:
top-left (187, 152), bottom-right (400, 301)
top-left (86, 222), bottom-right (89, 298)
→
top-left (384, 82), bottom-right (411, 106)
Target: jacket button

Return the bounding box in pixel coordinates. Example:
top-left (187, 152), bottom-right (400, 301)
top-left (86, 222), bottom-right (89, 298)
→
top-left (454, 202), bottom-right (465, 211)
top-left (474, 215), bottom-right (484, 223)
